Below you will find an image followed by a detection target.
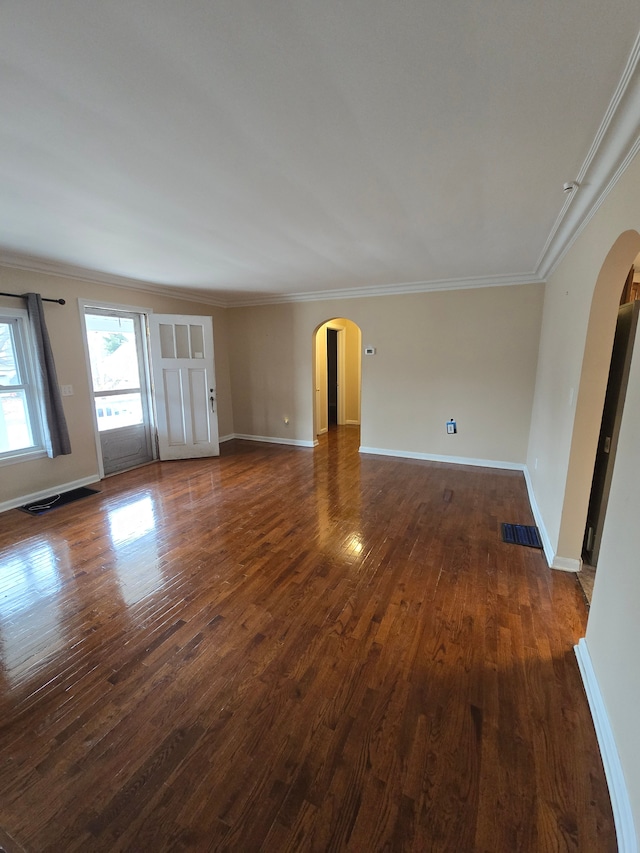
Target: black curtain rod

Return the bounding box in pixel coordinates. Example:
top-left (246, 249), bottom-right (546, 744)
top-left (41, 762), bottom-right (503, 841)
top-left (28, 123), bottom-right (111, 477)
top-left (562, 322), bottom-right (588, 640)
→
top-left (0, 291), bottom-right (66, 305)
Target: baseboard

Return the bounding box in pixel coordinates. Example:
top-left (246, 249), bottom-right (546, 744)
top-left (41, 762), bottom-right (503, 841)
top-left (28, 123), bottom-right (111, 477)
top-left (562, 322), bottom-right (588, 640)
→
top-left (358, 445), bottom-right (526, 471)
top-left (575, 638), bottom-right (638, 853)
top-left (521, 467), bottom-right (582, 571)
top-left (345, 420), bottom-right (360, 426)
top-left (552, 555), bottom-right (582, 572)
top-left (218, 434), bottom-right (235, 443)
top-left (231, 433), bottom-right (316, 448)
top-left (523, 466), bottom-right (555, 567)
top-left (0, 474), bottom-right (102, 515)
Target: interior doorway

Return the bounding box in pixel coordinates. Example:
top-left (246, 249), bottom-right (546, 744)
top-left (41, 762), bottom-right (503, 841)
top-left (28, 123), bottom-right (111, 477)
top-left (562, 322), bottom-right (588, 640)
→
top-left (583, 273), bottom-right (640, 568)
top-left (314, 318), bottom-right (362, 437)
top-left (327, 328), bottom-right (338, 426)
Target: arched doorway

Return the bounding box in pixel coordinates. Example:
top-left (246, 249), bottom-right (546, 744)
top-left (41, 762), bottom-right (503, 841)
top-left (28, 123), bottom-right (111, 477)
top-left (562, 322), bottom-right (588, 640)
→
top-left (313, 318), bottom-right (362, 437)
top-left (556, 230), bottom-right (640, 576)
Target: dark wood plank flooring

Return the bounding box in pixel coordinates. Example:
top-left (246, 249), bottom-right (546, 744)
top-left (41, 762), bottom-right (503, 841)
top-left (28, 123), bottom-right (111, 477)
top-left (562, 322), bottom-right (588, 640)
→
top-left (0, 427), bottom-right (614, 851)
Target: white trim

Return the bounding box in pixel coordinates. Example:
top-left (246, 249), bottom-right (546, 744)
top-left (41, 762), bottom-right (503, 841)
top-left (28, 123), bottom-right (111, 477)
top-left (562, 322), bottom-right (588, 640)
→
top-left (0, 252), bottom-right (228, 308)
top-left (346, 420), bottom-right (360, 426)
top-left (0, 474), bottom-right (101, 514)
top-left (358, 445), bottom-right (525, 471)
top-left (232, 433), bottom-right (316, 448)
top-left (0, 306), bottom-right (46, 461)
top-left (537, 31), bottom-right (640, 280)
top-left (1, 34), bottom-right (639, 311)
top-left (0, 447), bottom-right (47, 467)
top-left (523, 466), bottom-right (555, 567)
top-left (226, 273), bottom-right (543, 307)
top-left (551, 555), bottom-right (582, 573)
top-left (2, 35), bottom-right (638, 309)
top-left (218, 433), bottom-right (235, 443)
top-left (522, 466), bottom-right (582, 572)
top-left (575, 638), bottom-right (638, 853)
top-left (0, 253), bottom-right (541, 307)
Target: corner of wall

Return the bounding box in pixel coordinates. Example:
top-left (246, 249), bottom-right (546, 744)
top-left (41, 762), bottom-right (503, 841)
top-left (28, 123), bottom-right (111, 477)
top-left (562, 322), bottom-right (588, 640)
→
top-left (522, 465), bottom-right (555, 567)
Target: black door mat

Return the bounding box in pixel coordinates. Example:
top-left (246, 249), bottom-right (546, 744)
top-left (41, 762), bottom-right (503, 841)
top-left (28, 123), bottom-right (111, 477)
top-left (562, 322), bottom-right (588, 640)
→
top-left (501, 523), bottom-right (543, 549)
top-left (18, 487), bottom-right (100, 516)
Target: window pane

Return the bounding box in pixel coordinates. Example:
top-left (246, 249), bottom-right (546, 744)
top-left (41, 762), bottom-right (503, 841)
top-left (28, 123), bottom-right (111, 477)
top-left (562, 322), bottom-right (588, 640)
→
top-left (0, 390), bottom-right (35, 453)
top-left (175, 324), bottom-right (189, 359)
top-left (85, 315), bottom-right (141, 392)
top-left (159, 324), bottom-right (175, 359)
top-left (0, 322), bottom-right (20, 386)
top-left (190, 325), bottom-right (204, 358)
top-left (94, 393), bottom-right (143, 432)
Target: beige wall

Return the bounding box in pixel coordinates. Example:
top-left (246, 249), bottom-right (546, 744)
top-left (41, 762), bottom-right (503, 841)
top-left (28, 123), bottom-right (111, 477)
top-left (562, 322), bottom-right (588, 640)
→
top-left (527, 151), bottom-right (640, 837)
top-left (527, 227), bottom-right (640, 560)
top-left (228, 283), bottom-right (543, 462)
top-left (0, 265), bottom-right (232, 508)
top-left (340, 317), bottom-right (361, 425)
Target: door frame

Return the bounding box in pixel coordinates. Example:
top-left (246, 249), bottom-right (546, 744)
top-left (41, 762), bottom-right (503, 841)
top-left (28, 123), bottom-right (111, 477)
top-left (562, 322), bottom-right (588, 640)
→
top-left (315, 321), bottom-right (346, 435)
top-left (583, 299), bottom-right (640, 565)
top-left (78, 298), bottom-right (157, 479)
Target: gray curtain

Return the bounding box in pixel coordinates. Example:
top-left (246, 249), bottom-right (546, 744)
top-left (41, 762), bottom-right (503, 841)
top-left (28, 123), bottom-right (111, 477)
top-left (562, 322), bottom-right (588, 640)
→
top-left (25, 292), bottom-right (71, 457)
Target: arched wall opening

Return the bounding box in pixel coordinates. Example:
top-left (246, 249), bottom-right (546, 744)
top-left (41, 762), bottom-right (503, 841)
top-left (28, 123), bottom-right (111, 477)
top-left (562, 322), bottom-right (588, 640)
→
top-left (312, 318), bottom-right (362, 437)
top-left (556, 229), bottom-right (640, 565)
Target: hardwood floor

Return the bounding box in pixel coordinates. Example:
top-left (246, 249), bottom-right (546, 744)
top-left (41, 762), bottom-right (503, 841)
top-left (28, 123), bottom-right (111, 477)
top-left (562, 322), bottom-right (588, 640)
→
top-left (0, 427), bottom-right (614, 851)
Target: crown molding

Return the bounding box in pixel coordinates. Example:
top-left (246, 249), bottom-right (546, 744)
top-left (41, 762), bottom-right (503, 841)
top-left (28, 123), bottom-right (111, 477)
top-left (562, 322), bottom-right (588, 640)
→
top-left (225, 272), bottom-right (544, 308)
top-left (536, 30), bottom-right (640, 280)
top-left (0, 249), bottom-right (543, 309)
top-left (3, 31), bottom-right (639, 309)
top-left (0, 251), bottom-right (229, 308)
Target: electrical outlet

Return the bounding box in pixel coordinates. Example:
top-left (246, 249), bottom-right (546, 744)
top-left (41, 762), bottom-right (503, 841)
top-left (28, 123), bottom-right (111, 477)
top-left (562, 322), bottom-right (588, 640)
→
top-left (60, 384), bottom-right (74, 396)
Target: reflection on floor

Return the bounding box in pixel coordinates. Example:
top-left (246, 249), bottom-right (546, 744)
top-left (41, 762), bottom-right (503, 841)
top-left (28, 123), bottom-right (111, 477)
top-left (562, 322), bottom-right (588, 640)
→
top-left (0, 427), bottom-right (615, 851)
top-left (578, 563), bottom-right (596, 605)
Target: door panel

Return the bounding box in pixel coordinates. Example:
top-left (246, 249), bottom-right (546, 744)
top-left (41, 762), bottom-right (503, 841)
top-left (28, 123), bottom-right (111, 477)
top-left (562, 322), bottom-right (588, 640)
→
top-left (150, 314), bottom-right (219, 460)
top-left (100, 425), bottom-right (153, 475)
top-left (163, 370), bottom-right (187, 446)
top-left (189, 369), bottom-right (210, 444)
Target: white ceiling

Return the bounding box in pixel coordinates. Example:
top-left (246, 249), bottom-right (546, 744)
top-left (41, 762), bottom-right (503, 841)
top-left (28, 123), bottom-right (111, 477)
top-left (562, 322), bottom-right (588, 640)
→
top-left (1, 1), bottom-right (640, 305)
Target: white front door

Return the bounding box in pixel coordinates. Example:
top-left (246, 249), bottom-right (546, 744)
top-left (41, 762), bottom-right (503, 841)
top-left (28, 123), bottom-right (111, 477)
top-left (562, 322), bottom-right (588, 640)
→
top-left (149, 314), bottom-right (219, 460)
